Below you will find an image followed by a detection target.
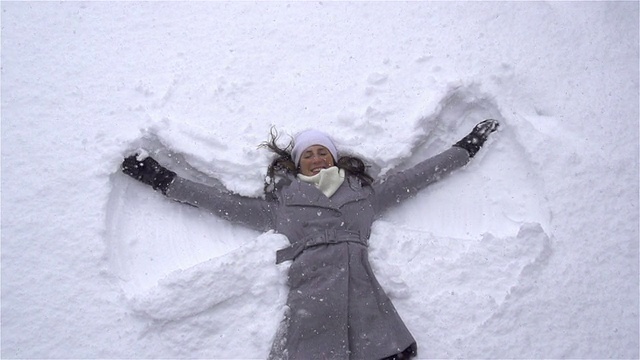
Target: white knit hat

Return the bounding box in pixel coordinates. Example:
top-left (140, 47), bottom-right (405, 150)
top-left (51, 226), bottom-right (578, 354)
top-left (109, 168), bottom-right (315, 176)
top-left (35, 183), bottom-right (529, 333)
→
top-left (291, 129), bottom-right (339, 166)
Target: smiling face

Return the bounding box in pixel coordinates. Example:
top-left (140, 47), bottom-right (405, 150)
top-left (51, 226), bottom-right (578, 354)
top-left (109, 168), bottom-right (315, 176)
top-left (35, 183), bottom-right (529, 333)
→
top-left (298, 145), bottom-right (335, 176)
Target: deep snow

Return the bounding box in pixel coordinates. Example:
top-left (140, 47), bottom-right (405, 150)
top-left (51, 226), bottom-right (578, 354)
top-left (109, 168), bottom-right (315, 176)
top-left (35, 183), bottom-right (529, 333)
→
top-left (1, 1), bottom-right (638, 359)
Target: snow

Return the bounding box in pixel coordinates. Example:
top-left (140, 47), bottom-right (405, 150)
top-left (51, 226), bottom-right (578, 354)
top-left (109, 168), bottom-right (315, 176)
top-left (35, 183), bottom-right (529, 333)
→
top-left (1, 1), bottom-right (638, 359)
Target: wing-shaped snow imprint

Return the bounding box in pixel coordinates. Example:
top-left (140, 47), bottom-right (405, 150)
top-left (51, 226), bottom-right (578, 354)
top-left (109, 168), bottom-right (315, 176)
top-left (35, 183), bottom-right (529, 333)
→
top-left (127, 233), bottom-right (289, 321)
top-left (105, 134), bottom-right (270, 298)
top-left (126, 235), bottom-right (290, 358)
top-left (370, 221), bottom-right (551, 354)
top-left (367, 84), bottom-right (554, 357)
top-left (104, 84), bottom-right (553, 358)
top-left (105, 134), bottom-right (289, 358)
top-left (382, 83), bottom-right (551, 238)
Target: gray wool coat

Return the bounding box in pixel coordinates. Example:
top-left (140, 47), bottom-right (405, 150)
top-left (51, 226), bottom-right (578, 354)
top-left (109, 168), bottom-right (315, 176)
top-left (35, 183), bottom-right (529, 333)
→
top-left (165, 146), bottom-right (470, 360)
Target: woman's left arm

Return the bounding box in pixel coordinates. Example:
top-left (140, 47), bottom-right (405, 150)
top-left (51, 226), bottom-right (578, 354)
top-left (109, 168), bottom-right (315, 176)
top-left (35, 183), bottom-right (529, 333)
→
top-left (371, 119), bottom-right (498, 214)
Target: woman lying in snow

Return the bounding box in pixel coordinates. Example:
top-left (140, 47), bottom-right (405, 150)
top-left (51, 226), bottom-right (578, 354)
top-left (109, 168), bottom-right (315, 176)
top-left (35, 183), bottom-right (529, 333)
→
top-left (121, 119), bottom-right (499, 360)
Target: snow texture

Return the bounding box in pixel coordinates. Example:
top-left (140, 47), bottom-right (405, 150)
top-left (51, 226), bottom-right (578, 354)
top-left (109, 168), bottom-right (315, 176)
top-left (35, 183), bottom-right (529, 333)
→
top-left (1, 2), bottom-right (638, 359)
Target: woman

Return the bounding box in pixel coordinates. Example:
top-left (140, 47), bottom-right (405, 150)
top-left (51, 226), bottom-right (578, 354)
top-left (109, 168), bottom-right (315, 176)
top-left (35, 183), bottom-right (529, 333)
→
top-left (121, 119), bottom-right (499, 360)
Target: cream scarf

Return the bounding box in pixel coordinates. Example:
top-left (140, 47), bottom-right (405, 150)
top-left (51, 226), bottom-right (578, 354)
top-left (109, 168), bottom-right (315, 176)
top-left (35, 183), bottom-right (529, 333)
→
top-left (297, 166), bottom-right (345, 198)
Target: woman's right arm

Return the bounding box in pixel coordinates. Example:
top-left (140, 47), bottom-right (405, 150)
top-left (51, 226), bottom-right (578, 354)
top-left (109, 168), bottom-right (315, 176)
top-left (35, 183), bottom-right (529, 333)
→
top-left (165, 176), bottom-right (273, 232)
top-left (121, 155), bottom-right (273, 232)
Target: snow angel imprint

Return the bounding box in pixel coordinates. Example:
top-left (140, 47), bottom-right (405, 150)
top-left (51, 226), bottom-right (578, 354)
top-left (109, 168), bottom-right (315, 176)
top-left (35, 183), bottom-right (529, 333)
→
top-left (120, 119), bottom-right (499, 360)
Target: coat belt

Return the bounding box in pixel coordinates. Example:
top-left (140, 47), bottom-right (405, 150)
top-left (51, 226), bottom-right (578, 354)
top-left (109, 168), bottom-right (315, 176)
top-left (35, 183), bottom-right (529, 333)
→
top-left (276, 229), bottom-right (366, 264)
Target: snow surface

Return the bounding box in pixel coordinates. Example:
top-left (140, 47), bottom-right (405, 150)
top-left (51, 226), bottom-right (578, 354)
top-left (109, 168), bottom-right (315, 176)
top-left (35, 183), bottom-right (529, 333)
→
top-left (1, 1), bottom-right (638, 359)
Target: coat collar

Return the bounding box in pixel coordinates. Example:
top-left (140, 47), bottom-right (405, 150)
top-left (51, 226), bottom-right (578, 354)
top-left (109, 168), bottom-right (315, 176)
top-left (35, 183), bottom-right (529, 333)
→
top-left (281, 175), bottom-right (368, 210)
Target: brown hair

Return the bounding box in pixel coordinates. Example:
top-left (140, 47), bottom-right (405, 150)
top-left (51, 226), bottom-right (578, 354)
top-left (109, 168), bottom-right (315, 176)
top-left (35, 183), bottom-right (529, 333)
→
top-left (260, 127), bottom-right (373, 196)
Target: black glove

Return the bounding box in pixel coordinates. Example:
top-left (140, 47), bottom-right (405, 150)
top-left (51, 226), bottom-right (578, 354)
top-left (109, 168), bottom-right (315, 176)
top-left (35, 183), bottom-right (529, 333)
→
top-left (453, 119), bottom-right (500, 158)
top-left (122, 154), bottom-right (176, 194)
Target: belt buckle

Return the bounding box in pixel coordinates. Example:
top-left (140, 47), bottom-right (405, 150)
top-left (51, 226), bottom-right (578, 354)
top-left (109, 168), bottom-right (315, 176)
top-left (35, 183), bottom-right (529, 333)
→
top-left (325, 229), bottom-right (338, 244)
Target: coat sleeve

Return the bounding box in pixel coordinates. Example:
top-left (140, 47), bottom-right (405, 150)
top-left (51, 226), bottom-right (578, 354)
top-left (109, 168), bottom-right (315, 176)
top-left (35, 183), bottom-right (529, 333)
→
top-left (370, 146), bottom-right (470, 215)
top-left (164, 176), bottom-right (274, 232)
